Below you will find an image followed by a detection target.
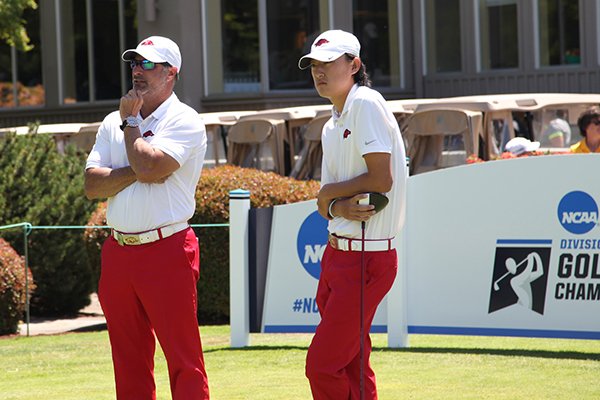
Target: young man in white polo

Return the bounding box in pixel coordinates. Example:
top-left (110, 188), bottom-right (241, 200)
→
top-left (298, 30), bottom-right (407, 399)
top-left (85, 36), bottom-right (210, 399)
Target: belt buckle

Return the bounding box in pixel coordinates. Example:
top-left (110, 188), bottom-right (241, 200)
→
top-left (123, 235), bottom-right (141, 245)
top-left (116, 232), bottom-right (125, 246)
top-left (328, 235), bottom-right (338, 250)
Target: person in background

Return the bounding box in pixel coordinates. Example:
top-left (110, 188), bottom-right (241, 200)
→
top-left (571, 106), bottom-right (600, 153)
top-left (504, 136), bottom-right (540, 156)
top-left (84, 36), bottom-right (210, 399)
top-left (298, 29), bottom-right (407, 400)
top-left (541, 110), bottom-right (571, 148)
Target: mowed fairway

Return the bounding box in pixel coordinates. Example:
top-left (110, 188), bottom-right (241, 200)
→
top-left (1, 326), bottom-right (600, 399)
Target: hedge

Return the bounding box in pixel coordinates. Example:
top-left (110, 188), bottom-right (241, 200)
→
top-left (0, 132), bottom-right (98, 317)
top-left (84, 165), bottom-right (320, 323)
top-left (0, 238), bottom-right (35, 335)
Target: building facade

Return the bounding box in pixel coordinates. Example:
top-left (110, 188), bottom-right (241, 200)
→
top-left (1, 0), bottom-right (598, 127)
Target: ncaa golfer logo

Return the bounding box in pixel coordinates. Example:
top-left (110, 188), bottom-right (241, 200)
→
top-left (488, 242), bottom-right (551, 315)
top-left (297, 211), bottom-right (328, 279)
top-left (558, 191), bottom-right (598, 234)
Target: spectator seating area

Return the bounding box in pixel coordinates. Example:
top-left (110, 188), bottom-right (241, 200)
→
top-left (3, 93), bottom-right (600, 178)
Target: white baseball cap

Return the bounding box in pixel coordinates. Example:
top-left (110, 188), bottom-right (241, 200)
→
top-left (298, 30), bottom-right (361, 70)
top-left (122, 36), bottom-right (182, 72)
top-left (504, 137), bottom-right (540, 155)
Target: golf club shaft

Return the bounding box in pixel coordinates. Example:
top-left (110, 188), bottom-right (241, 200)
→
top-left (360, 220), bottom-right (365, 400)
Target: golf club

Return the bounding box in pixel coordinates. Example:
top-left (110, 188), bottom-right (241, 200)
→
top-left (358, 192), bottom-right (389, 400)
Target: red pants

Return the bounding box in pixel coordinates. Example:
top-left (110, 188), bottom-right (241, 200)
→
top-left (306, 245), bottom-right (397, 400)
top-left (99, 227), bottom-right (210, 400)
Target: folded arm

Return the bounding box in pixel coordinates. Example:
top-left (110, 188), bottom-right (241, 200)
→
top-left (317, 152), bottom-right (392, 221)
top-left (122, 127), bottom-right (180, 183)
top-left (84, 166), bottom-right (137, 200)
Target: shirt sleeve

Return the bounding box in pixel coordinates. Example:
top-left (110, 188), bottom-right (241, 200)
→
top-left (85, 111), bottom-right (120, 169)
top-left (351, 97), bottom-right (394, 157)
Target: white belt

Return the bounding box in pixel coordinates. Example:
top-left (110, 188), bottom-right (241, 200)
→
top-left (328, 234), bottom-right (393, 252)
top-left (112, 222), bottom-right (189, 246)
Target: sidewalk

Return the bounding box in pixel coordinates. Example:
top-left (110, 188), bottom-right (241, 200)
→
top-left (18, 293), bottom-right (106, 336)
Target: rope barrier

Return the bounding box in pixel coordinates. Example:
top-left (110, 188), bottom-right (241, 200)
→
top-left (0, 222), bottom-right (229, 336)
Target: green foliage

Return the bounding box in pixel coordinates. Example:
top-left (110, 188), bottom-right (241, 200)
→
top-left (83, 202), bottom-right (107, 292)
top-left (0, 132), bottom-right (98, 316)
top-left (0, 0), bottom-right (37, 51)
top-left (84, 165), bottom-right (320, 324)
top-left (0, 238), bottom-right (34, 335)
top-left (191, 165), bottom-right (319, 323)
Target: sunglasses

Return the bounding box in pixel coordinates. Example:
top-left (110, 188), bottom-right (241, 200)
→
top-left (129, 59), bottom-right (171, 71)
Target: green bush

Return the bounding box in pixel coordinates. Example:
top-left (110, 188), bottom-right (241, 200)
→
top-left (0, 238), bottom-right (35, 335)
top-left (83, 202), bottom-right (107, 292)
top-left (191, 165), bottom-right (319, 323)
top-left (84, 165), bottom-right (319, 323)
top-left (0, 132), bottom-right (98, 317)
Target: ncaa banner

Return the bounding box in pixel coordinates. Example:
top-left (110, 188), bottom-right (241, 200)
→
top-left (400, 153), bottom-right (600, 339)
top-left (262, 200), bottom-right (388, 333)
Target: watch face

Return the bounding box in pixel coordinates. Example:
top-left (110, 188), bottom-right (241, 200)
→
top-left (126, 116), bottom-right (140, 127)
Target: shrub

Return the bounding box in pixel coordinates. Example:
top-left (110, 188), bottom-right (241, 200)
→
top-left (83, 202), bottom-right (107, 291)
top-left (192, 165), bottom-right (320, 323)
top-left (0, 132), bottom-right (98, 317)
top-left (84, 165), bottom-right (319, 323)
top-left (0, 238), bottom-right (35, 335)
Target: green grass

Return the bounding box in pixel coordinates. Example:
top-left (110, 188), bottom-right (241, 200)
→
top-left (1, 326), bottom-right (600, 399)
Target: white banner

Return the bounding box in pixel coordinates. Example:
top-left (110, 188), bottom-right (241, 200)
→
top-left (259, 154), bottom-right (600, 342)
top-left (401, 154), bottom-right (600, 339)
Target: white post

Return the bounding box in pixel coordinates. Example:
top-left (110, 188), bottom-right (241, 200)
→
top-left (229, 189), bottom-right (251, 347)
top-left (388, 161), bottom-right (410, 348)
top-left (387, 230), bottom-right (409, 348)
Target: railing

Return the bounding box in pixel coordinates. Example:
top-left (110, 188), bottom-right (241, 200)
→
top-left (0, 222), bottom-right (229, 336)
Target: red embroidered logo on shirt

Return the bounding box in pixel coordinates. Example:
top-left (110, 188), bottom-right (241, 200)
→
top-left (343, 129), bottom-right (351, 139)
top-left (140, 40), bottom-right (154, 46)
top-left (142, 130), bottom-right (154, 138)
top-left (315, 39), bottom-right (329, 47)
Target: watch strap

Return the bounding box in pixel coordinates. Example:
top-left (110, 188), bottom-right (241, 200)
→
top-left (120, 116), bottom-right (141, 131)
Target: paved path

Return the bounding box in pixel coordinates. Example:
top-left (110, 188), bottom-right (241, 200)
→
top-left (18, 293), bottom-right (106, 336)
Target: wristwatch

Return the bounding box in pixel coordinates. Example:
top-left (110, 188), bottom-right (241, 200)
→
top-left (120, 116), bottom-right (142, 131)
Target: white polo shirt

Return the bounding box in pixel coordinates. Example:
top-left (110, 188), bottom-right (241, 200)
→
top-left (321, 84), bottom-right (407, 240)
top-left (86, 93), bottom-right (207, 233)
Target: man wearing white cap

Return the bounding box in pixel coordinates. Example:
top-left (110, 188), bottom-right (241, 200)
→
top-left (299, 30), bottom-right (407, 399)
top-left (84, 36), bottom-right (210, 399)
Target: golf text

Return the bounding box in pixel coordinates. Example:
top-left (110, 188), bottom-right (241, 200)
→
top-left (554, 253), bottom-right (600, 300)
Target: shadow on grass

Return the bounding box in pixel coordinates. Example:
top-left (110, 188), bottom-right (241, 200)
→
top-left (204, 345), bottom-right (309, 353)
top-left (374, 346), bottom-right (600, 361)
top-left (205, 345), bottom-right (600, 361)
top-left (70, 323), bottom-right (107, 333)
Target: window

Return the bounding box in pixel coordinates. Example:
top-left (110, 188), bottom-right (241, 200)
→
top-left (59, 0), bottom-right (136, 103)
top-left (538, 0), bottom-right (580, 66)
top-left (353, 0), bottom-right (391, 86)
top-left (479, 0), bottom-right (519, 70)
top-left (0, 6), bottom-right (43, 108)
top-left (425, 0), bottom-right (462, 73)
top-left (222, 0), bottom-right (260, 93)
top-left (266, 0), bottom-right (319, 90)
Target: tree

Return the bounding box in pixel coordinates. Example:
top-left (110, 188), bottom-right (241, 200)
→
top-left (0, 0), bottom-right (37, 51)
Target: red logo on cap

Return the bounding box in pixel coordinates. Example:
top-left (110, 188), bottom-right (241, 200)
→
top-left (140, 40), bottom-right (154, 46)
top-left (315, 38), bottom-right (329, 47)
